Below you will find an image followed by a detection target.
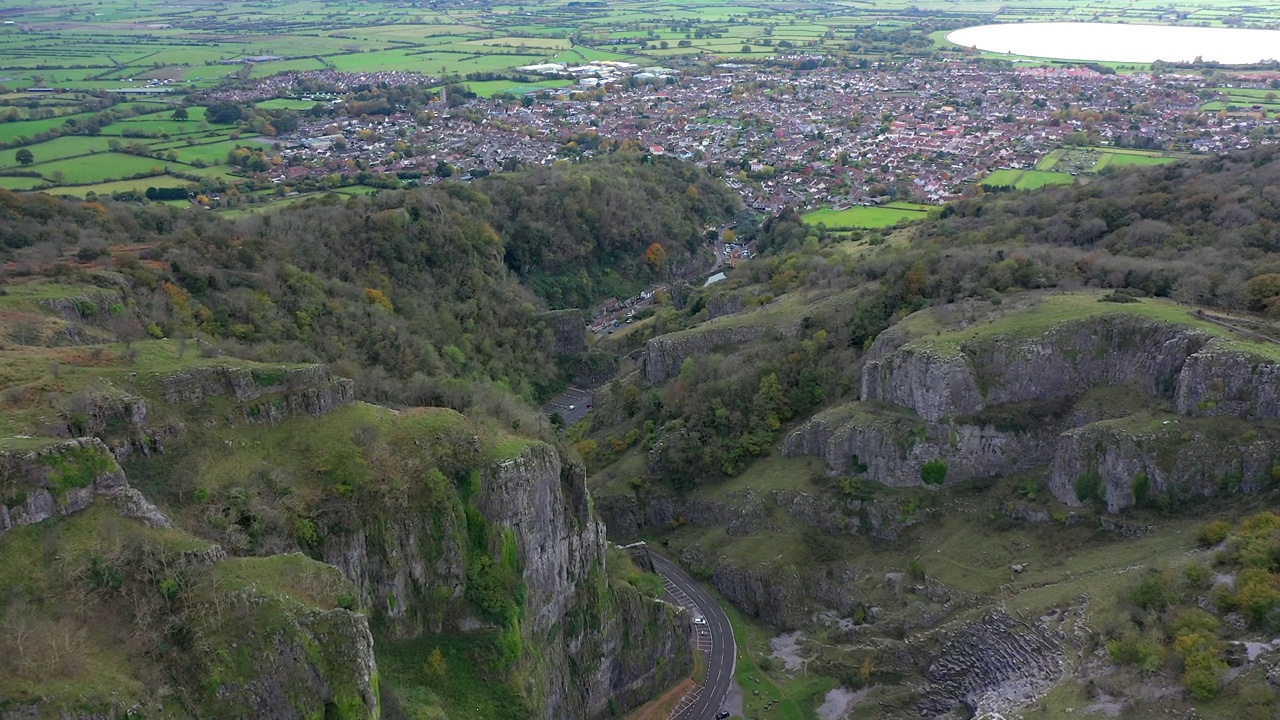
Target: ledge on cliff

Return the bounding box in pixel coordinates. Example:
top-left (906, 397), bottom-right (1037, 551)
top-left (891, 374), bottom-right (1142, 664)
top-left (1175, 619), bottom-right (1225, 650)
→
top-left (0, 503), bottom-right (378, 720)
top-left (861, 292), bottom-right (1280, 421)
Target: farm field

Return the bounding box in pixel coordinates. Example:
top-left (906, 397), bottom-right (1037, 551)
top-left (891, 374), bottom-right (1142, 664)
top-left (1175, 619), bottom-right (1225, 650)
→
top-left (980, 168), bottom-right (1075, 190)
top-left (461, 79), bottom-right (577, 98)
top-left (0, 0), bottom-right (1276, 100)
top-left (802, 202), bottom-right (934, 229)
top-left (980, 144), bottom-right (1186, 192)
top-left (0, 0), bottom-right (1265, 217)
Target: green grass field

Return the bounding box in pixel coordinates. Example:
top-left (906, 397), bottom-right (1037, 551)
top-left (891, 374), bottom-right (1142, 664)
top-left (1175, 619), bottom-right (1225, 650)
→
top-left (802, 202), bottom-right (933, 229)
top-left (25, 153), bottom-right (171, 185)
top-left (982, 168), bottom-right (1075, 190)
top-left (461, 79), bottom-right (576, 97)
top-left (1092, 152), bottom-right (1179, 171)
top-left (893, 290), bottom-right (1280, 361)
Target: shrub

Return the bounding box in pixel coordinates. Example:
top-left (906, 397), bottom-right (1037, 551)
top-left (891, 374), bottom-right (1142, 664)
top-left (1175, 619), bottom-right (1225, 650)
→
top-left (1075, 470), bottom-right (1104, 505)
top-left (1198, 520), bottom-right (1231, 547)
top-left (1183, 563), bottom-right (1212, 590)
top-left (1131, 571), bottom-right (1171, 613)
top-left (1108, 631), bottom-right (1165, 672)
top-left (1131, 472), bottom-right (1151, 508)
top-left (920, 459), bottom-right (947, 486)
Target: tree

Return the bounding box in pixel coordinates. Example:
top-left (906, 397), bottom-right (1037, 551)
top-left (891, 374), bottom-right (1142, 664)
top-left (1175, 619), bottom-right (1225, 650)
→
top-left (205, 102), bottom-right (242, 124)
top-left (15, 148), bottom-right (33, 165)
top-left (920, 459), bottom-right (947, 486)
top-left (172, 107), bottom-right (189, 121)
top-left (423, 647), bottom-right (447, 679)
top-left (644, 242), bottom-right (667, 273)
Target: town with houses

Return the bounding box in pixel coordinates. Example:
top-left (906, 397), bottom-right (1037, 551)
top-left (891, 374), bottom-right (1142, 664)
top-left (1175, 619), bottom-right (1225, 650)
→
top-left (216, 58), bottom-right (1280, 213)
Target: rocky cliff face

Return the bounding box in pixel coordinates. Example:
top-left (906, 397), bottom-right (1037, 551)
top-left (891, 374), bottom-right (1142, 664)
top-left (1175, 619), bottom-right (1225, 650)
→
top-left (538, 309), bottom-right (588, 356)
top-left (471, 445), bottom-right (691, 719)
top-left (1176, 338), bottom-right (1280, 418)
top-left (645, 322), bottom-right (800, 384)
top-left (860, 315), bottom-right (1209, 422)
top-left (781, 400), bottom-right (1070, 488)
top-left (0, 440), bottom-right (381, 720)
top-left (1047, 418), bottom-right (1280, 513)
top-left (161, 364), bottom-right (355, 421)
top-left (323, 437), bottom-right (691, 719)
top-left (0, 437), bottom-right (170, 540)
top-left (786, 310), bottom-right (1280, 510)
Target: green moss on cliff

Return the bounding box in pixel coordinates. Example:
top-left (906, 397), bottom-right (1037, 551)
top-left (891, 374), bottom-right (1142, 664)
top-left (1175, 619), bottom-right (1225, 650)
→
top-left (378, 630), bottom-right (529, 719)
top-left (0, 503), bottom-right (376, 718)
top-left (40, 444), bottom-right (117, 494)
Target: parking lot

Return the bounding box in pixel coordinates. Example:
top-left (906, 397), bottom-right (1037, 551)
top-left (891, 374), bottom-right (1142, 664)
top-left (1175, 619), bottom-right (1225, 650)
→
top-left (544, 387), bottom-right (593, 426)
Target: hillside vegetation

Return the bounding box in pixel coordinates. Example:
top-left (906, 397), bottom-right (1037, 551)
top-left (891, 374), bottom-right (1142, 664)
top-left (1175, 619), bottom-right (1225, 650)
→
top-left (582, 147), bottom-right (1280, 719)
top-left (0, 155), bottom-right (729, 719)
top-left (0, 154), bottom-right (736, 408)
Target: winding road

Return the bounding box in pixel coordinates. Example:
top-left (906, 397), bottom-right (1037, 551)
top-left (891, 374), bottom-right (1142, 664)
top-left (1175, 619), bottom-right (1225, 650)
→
top-left (651, 552), bottom-right (738, 719)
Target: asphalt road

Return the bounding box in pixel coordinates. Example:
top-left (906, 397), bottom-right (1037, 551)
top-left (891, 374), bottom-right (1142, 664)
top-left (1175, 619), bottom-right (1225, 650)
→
top-left (651, 552), bottom-right (738, 720)
top-left (543, 387), bottom-right (593, 426)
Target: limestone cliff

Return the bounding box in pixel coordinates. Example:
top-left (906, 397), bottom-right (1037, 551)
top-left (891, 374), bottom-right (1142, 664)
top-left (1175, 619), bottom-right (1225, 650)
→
top-left (537, 308), bottom-right (588, 356)
top-left (785, 301), bottom-right (1280, 510)
top-left (860, 314), bottom-right (1209, 422)
top-left (0, 442), bottom-right (380, 720)
top-left (0, 437), bottom-right (170, 539)
top-left (1175, 338), bottom-right (1280, 418)
top-left (1047, 416), bottom-right (1280, 513)
top-left (645, 322), bottom-right (801, 384)
top-left (161, 364), bottom-right (355, 421)
top-left (324, 437), bottom-right (692, 718)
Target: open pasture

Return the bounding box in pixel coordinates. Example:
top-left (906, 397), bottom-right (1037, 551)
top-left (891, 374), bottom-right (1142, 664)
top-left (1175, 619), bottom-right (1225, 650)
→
top-left (0, 0), bottom-right (1274, 99)
top-left (981, 168), bottom-right (1075, 190)
top-left (802, 202), bottom-right (934, 229)
top-left (23, 153), bottom-right (171, 186)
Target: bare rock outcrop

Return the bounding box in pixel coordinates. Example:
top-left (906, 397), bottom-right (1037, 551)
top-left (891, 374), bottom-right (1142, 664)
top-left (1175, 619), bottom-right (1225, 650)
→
top-left (860, 314), bottom-right (1209, 422)
top-left (788, 307), bottom-right (1280, 509)
top-left (1176, 338), bottom-right (1280, 418)
top-left (160, 364), bottom-right (355, 421)
top-left (916, 611), bottom-right (1068, 718)
top-left (645, 322), bottom-right (801, 384)
top-left (0, 437), bottom-right (171, 540)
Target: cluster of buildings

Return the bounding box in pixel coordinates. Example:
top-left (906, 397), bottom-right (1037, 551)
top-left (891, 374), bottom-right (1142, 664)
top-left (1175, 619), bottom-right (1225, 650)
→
top-left (588, 285), bottom-right (667, 335)
top-left (247, 59), bottom-right (1280, 211)
top-left (207, 70), bottom-right (430, 104)
top-left (516, 60), bottom-right (681, 87)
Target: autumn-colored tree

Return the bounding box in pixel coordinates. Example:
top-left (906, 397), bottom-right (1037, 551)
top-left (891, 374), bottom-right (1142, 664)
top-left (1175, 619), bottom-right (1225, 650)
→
top-left (365, 288), bottom-right (394, 312)
top-left (645, 242), bottom-right (667, 273)
top-left (424, 647), bottom-right (447, 679)
top-left (722, 229), bottom-right (736, 244)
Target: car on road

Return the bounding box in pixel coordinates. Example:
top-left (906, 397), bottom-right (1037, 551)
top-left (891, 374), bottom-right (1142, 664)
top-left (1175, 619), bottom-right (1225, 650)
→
top-left (693, 615), bottom-right (706, 624)
top-left (716, 711), bottom-right (731, 719)
top-left (568, 405), bottom-right (576, 410)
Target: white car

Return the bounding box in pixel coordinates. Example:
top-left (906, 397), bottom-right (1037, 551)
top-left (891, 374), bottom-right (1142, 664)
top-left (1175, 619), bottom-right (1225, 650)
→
top-left (693, 615), bottom-right (707, 624)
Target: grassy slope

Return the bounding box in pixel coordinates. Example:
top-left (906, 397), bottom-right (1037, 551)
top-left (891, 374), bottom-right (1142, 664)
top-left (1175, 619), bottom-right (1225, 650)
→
top-left (801, 203), bottom-right (933, 230)
top-left (589, 279), bottom-right (1280, 718)
top-left (889, 290), bottom-right (1280, 361)
top-left (0, 269), bottom-right (555, 718)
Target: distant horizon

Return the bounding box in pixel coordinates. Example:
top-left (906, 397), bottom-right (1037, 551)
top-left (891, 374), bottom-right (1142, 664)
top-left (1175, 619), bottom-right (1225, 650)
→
top-left (948, 21), bottom-right (1280, 65)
